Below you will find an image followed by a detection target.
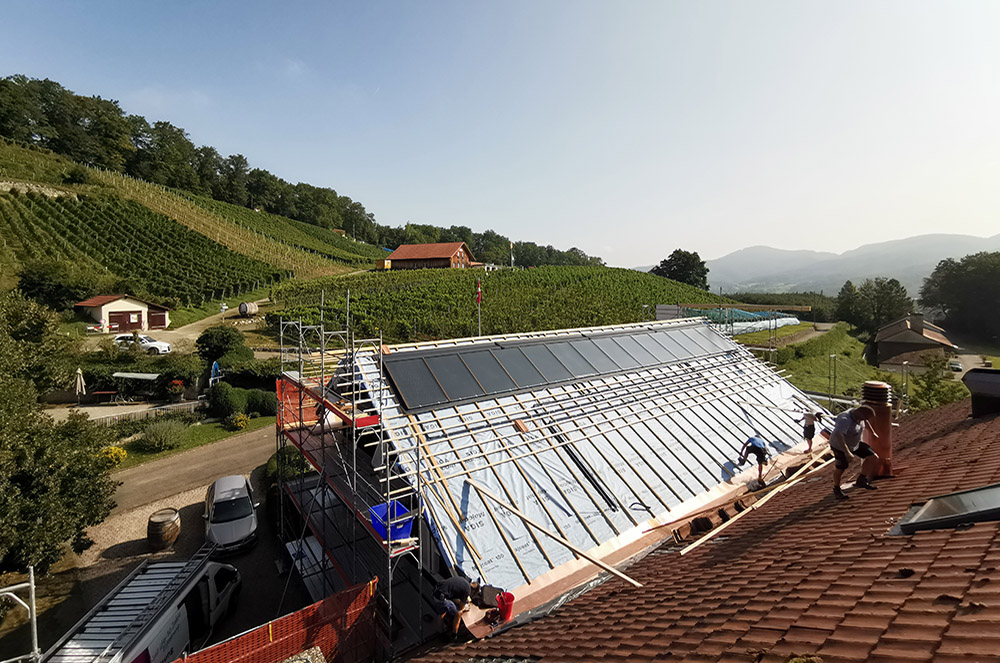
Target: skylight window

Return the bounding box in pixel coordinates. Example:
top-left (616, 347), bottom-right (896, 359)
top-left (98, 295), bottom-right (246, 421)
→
top-left (898, 482), bottom-right (1000, 534)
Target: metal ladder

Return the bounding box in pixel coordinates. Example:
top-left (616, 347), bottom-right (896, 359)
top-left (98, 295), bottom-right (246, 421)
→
top-left (98, 544), bottom-right (217, 663)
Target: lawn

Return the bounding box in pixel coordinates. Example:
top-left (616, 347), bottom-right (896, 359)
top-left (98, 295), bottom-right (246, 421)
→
top-left (167, 285), bottom-right (274, 328)
top-left (117, 415), bottom-right (275, 469)
top-left (733, 322), bottom-right (815, 346)
top-left (776, 331), bottom-right (882, 395)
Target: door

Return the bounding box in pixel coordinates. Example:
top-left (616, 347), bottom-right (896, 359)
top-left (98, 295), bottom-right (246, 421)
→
top-left (110, 310), bottom-right (144, 332)
top-left (149, 311), bottom-right (167, 329)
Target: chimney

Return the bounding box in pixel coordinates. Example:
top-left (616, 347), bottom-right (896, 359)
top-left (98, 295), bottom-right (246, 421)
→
top-left (910, 313), bottom-right (924, 334)
top-left (963, 368), bottom-right (1000, 418)
top-left (861, 380), bottom-right (894, 477)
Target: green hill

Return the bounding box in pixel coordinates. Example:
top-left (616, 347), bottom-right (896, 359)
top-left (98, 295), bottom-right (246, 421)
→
top-left (271, 266), bottom-right (733, 343)
top-left (0, 138), bottom-right (384, 301)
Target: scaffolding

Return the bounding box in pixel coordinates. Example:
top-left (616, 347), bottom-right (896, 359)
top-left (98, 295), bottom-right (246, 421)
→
top-left (275, 316), bottom-right (429, 661)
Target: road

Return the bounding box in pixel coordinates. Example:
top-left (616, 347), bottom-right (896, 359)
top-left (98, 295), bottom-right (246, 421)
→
top-left (113, 425), bottom-right (275, 513)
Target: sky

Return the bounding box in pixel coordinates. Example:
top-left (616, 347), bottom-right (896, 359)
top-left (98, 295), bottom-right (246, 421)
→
top-left (3, 1), bottom-right (999, 267)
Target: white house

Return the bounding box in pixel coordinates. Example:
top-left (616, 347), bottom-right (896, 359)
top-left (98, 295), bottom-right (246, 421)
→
top-left (75, 295), bottom-right (171, 333)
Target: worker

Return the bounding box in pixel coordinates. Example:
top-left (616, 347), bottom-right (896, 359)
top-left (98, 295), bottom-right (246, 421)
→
top-left (796, 411), bottom-right (824, 453)
top-left (432, 576), bottom-right (480, 639)
top-left (829, 405), bottom-right (878, 500)
top-left (737, 435), bottom-right (770, 482)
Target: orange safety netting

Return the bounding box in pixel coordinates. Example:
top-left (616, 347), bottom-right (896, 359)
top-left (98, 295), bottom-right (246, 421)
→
top-left (174, 580), bottom-right (377, 663)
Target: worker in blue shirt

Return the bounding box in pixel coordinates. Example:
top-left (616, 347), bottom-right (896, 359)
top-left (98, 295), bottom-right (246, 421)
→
top-left (737, 435), bottom-right (770, 482)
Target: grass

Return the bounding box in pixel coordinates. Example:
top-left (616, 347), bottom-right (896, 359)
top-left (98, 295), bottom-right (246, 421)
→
top-left (116, 415), bottom-right (275, 469)
top-left (166, 285), bottom-right (275, 328)
top-left (778, 332), bottom-right (881, 395)
top-left (733, 322), bottom-right (815, 346)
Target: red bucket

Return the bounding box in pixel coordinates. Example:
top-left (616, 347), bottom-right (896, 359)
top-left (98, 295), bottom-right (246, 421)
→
top-left (497, 591), bottom-right (515, 622)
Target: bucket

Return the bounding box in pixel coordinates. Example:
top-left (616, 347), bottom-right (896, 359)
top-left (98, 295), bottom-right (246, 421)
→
top-left (147, 508), bottom-right (180, 551)
top-left (497, 591), bottom-right (515, 622)
top-left (369, 500), bottom-right (414, 542)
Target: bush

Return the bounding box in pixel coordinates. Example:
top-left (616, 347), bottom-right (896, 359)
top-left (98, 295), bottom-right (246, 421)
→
top-left (217, 345), bottom-right (255, 369)
top-left (136, 420), bottom-right (188, 453)
top-left (208, 382), bottom-right (276, 417)
top-left (225, 412), bottom-right (250, 431)
top-left (196, 326), bottom-right (246, 363)
top-left (265, 446), bottom-right (312, 488)
top-left (98, 446), bottom-right (127, 468)
top-left (247, 389), bottom-right (278, 416)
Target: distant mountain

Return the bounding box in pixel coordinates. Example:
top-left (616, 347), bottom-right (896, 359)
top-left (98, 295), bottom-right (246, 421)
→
top-left (707, 234), bottom-right (1000, 296)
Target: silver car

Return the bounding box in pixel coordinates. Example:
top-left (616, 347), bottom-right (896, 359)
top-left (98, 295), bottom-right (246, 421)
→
top-left (204, 475), bottom-right (259, 556)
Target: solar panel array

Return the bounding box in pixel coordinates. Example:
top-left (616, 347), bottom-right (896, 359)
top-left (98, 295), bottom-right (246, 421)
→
top-left (383, 323), bottom-right (732, 410)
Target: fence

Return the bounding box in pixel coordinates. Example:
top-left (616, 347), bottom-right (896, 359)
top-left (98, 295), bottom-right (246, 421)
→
top-left (89, 399), bottom-right (203, 426)
top-left (173, 580), bottom-right (377, 663)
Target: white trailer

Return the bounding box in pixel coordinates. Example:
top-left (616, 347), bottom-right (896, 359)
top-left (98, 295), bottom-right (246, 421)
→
top-left (44, 546), bottom-right (240, 663)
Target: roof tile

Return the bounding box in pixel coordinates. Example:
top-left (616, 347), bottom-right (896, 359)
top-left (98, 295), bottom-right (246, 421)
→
top-left (418, 402), bottom-right (1000, 663)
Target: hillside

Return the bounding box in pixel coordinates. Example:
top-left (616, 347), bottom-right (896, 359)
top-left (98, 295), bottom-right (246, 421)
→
top-left (707, 234), bottom-right (1000, 295)
top-left (0, 139), bottom-right (381, 301)
top-left (271, 266), bottom-right (733, 343)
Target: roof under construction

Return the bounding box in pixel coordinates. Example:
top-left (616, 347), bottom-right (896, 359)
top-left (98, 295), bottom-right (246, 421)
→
top-left (350, 319), bottom-right (819, 593)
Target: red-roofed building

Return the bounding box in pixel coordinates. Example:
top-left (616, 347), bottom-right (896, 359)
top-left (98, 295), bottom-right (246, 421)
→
top-left (385, 242), bottom-right (475, 270)
top-left (415, 397), bottom-right (1000, 663)
top-left (75, 295), bottom-right (170, 333)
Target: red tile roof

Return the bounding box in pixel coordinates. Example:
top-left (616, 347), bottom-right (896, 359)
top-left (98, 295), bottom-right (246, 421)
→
top-left (75, 294), bottom-right (129, 307)
top-left (386, 242), bottom-right (472, 261)
top-left (416, 400), bottom-right (1000, 663)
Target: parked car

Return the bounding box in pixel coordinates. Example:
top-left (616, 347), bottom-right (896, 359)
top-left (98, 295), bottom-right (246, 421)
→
top-left (113, 334), bottom-right (172, 354)
top-left (948, 359), bottom-right (963, 372)
top-left (204, 475), bottom-right (259, 556)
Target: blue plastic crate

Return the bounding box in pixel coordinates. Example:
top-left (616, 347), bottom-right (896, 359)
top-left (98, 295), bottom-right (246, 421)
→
top-left (369, 500), bottom-right (414, 542)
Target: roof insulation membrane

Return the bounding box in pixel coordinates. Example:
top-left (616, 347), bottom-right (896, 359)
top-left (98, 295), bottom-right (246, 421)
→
top-left (355, 319), bottom-right (823, 592)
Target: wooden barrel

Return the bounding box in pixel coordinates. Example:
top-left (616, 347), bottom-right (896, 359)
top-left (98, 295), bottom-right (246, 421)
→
top-left (238, 301), bottom-right (259, 317)
top-left (147, 508), bottom-right (181, 551)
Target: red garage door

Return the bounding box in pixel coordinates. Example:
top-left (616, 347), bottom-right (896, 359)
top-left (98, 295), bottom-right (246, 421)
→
top-left (109, 310), bottom-right (143, 332)
top-left (149, 311), bottom-right (168, 329)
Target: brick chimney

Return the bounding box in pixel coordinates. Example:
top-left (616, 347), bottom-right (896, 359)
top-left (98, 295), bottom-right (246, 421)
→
top-left (910, 313), bottom-right (924, 335)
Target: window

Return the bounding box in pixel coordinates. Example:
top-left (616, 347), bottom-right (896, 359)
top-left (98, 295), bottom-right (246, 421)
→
top-left (898, 482), bottom-right (1000, 533)
top-left (129, 313), bottom-right (139, 323)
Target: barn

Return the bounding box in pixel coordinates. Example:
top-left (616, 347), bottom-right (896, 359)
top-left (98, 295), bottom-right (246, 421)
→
top-left (385, 242), bottom-right (475, 270)
top-left (75, 295), bottom-right (171, 333)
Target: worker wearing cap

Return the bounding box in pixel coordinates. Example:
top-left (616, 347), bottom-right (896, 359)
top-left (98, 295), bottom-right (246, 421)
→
top-left (737, 435), bottom-right (770, 482)
top-left (433, 576), bottom-right (479, 639)
top-left (829, 405), bottom-right (878, 500)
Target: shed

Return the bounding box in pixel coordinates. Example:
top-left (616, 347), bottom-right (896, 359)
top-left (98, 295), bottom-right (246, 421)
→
top-left (75, 295), bottom-right (171, 333)
top-left (385, 242), bottom-right (475, 270)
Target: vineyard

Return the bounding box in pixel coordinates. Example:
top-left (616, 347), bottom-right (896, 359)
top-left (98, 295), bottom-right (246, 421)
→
top-left (0, 191), bottom-right (283, 304)
top-left (178, 191), bottom-right (385, 264)
top-left (271, 266), bottom-right (734, 342)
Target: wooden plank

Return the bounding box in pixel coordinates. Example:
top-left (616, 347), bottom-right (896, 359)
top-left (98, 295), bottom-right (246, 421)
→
top-left (466, 479), bottom-right (643, 589)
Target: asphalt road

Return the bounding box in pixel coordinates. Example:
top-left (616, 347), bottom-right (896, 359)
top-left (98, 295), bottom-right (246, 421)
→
top-left (113, 425), bottom-right (276, 513)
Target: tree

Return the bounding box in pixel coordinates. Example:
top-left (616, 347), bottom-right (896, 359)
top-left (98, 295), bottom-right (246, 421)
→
top-left (0, 378), bottom-right (119, 573)
top-left (909, 355), bottom-right (969, 412)
top-left (0, 292), bottom-right (115, 573)
top-left (0, 290), bottom-right (78, 394)
top-left (650, 250), bottom-right (709, 290)
top-left (835, 280), bottom-right (864, 327)
top-left (856, 277), bottom-right (912, 333)
top-left (18, 259), bottom-right (106, 311)
top-left (196, 325), bottom-right (246, 363)
top-left (921, 252), bottom-right (1000, 342)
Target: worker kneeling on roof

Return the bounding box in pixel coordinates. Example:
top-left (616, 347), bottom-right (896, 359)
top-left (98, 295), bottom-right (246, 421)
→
top-left (433, 576), bottom-right (480, 640)
top-left (829, 405), bottom-right (878, 500)
top-left (737, 434), bottom-right (770, 482)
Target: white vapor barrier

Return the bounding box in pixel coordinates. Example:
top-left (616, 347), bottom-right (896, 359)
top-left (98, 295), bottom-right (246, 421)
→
top-left (356, 323), bottom-right (824, 590)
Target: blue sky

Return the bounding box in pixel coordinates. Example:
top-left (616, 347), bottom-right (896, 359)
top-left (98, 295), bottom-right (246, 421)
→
top-left (3, 1), bottom-right (999, 266)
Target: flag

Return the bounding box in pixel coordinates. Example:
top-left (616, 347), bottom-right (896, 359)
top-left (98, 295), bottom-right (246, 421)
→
top-left (476, 279), bottom-right (482, 304)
